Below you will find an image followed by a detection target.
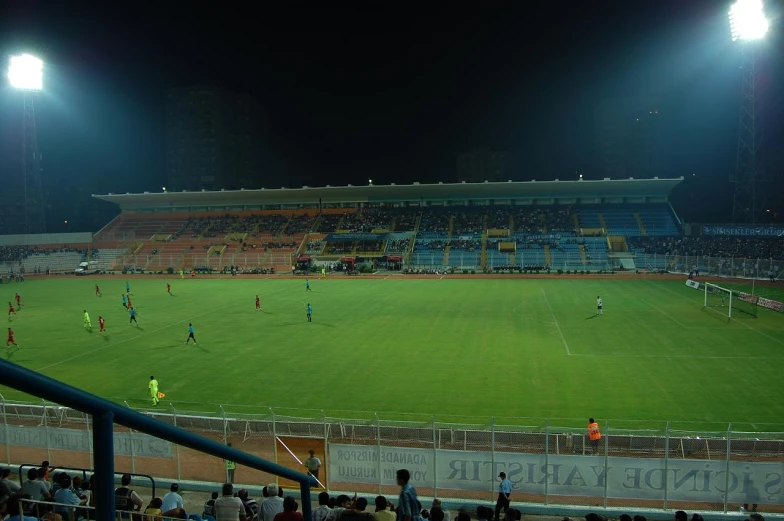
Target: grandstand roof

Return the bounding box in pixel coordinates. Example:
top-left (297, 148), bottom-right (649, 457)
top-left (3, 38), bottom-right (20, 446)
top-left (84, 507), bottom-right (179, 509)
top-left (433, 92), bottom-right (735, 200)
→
top-left (93, 177), bottom-right (684, 210)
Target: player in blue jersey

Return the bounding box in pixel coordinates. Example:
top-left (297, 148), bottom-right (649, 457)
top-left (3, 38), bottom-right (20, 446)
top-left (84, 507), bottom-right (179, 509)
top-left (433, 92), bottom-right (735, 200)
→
top-left (185, 323), bottom-right (197, 345)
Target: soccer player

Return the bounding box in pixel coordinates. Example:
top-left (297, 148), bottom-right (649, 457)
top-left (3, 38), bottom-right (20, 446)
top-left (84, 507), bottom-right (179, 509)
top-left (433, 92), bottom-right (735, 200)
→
top-left (95, 284), bottom-right (102, 297)
top-left (98, 316), bottom-right (106, 334)
top-left (149, 376), bottom-right (159, 406)
top-left (179, 269), bottom-right (184, 279)
top-left (129, 307), bottom-right (138, 326)
top-left (306, 279), bottom-right (311, 292)
top-left (122, 294), bottom-right (128, 309)
top-left (306, 303), bottom-right (312, 322)
top-left (8, 302), bottom-right (16, 318)
top-left (15, 293), bottom-right (22, 309)
top-left (596, 296), bottom-right (603, 316)
top-left (167, 283), bottom-right (172, 295)
top-left (185, 323), bottom-right (197, 345)
top-left (83, 310), bottom-right (92, 330)
top-left (126, 281), bottom-right (131, 294)
top-left (127, 295), bottom-right (133, 309)
top-left (6, 327), bottom-right (19, 351)
top-left (255, 295), bottom-right (261, 311)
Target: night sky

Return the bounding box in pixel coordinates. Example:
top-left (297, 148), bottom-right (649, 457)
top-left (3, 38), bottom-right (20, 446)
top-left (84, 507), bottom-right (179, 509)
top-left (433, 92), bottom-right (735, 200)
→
top-left (0, 1), bottom-right (783, 231)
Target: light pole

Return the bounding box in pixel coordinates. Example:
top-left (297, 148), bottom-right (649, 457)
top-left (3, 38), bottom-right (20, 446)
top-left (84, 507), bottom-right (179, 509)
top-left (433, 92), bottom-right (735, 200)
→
top-left (7, 54), bottom-right (46, 234)
top-left (729, 0), bottom-right (769, 224)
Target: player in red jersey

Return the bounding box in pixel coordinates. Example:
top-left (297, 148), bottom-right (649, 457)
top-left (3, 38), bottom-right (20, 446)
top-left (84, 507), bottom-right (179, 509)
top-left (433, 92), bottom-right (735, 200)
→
top-left (167, 283), bottom-right (171, 295)
top-left (127, 295), bottom-right (132, 309)
top-left (6, 327), bottom-right (19, 350)
top-left (255, 295), bottom-right (261, 311)
top-left (98, 316), bottom-right (106, 333)
top-left (8, 302), bottom-right (16, 318)
top-left (14, 293), bottom-right (22, 309)
top-left (95, 284), bottom-right (102, 296)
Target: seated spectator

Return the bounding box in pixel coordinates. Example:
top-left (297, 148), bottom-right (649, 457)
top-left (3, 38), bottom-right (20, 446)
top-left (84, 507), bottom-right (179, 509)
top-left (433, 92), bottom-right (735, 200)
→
top-left (5, 492), bottom-right (39, 521)
top-left (375, 496), bottom-right (396, 521)
top-left (115, 473), bottom-right (144, 513)
top-left (21, 468), bottom-right (50, 502)
top-left (431, 500), bottom-right (449, 521)
top-left (1, 469), bottom-right (21, 494)
top-left (162, 483), bottom-right (184, 513)
top-left (313, 492), bottom-right (332, 521)
top-left (53, 475), bottom-right (87, 518)
top-left (215, 483), bottom-right (246, 521)
top-left (238, 488), bottom-right (260, 521)
top-left (39, 500), bottom-right (63, 521)
top-left (144, 497), bottom-right (164, 520)
top-left (261, 484), bottom-right (284, 521)
top-left (203, 491), bottom-right (219, 519)
top-left (274, 496), bottom-right (303, 521)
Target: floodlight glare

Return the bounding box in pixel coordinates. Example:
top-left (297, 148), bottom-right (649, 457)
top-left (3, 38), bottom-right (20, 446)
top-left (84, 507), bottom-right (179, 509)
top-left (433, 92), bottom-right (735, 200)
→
top-left (729, 0), bottom-right (769, 41)
top-left (8, 54), bottom-right (43, 90)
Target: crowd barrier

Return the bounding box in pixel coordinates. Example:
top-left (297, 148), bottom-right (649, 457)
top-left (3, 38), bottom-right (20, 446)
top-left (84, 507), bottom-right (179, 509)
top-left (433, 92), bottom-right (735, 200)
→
top-left (3, 398), bottom-right (784, 514)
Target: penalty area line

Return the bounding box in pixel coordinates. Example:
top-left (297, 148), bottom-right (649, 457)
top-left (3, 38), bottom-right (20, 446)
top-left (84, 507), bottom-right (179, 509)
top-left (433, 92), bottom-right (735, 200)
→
top-left (541, 288), bottom-right (571, 356)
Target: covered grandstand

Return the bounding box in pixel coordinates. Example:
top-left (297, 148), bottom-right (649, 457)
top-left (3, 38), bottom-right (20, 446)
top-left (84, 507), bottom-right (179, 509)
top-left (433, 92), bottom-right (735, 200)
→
top-left (85, 178), bottom-right (685, 273)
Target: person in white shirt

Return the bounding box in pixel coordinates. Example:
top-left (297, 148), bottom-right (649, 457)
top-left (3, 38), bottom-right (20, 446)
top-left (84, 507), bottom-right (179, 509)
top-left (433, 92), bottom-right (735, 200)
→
top-left (261, 484), bottom-right (284, 521)
top-left (597, 296), bottom-right (603, 316)
top-left (162, 483), bottom-right (184, 513)
top-left (313, 492), bottom-right (332, 521)
top-left (215, 483), bottom-right (247, 521)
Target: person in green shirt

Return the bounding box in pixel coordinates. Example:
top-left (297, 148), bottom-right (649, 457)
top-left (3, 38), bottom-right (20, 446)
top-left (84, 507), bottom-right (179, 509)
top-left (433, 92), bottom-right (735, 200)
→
top-left (149, 376), bottom-right (159, 406)
top-left (225, 442), bottom-right (236, 483)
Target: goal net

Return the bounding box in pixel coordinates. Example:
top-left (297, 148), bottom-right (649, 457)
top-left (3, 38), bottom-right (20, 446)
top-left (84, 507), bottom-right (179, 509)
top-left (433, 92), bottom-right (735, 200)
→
top-left (703, 282), bottom-right (758, 319)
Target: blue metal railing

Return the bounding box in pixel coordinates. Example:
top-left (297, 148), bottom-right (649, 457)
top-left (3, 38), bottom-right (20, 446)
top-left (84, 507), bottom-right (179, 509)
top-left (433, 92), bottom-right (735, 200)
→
top-left (0, 359), bottom-right (318, 520)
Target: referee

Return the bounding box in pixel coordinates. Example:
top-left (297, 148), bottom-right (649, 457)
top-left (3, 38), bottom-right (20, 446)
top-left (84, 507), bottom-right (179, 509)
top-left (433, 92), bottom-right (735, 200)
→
top-left (495, 472), bottom-right (512, 521)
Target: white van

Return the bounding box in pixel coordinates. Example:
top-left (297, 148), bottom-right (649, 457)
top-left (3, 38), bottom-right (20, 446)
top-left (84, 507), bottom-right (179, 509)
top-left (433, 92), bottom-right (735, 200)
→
top-left (74, 261), bottom-right (101, 275)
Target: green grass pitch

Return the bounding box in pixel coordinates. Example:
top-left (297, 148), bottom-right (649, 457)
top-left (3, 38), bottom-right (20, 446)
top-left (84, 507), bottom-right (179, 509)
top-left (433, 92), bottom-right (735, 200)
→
top-left (2, 276), bottom-right (784, 432)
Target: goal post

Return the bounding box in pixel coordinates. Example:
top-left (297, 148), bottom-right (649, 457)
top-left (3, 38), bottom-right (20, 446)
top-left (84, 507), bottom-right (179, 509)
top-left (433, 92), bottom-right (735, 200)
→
top-left (703, 281), bottom-right (758, 319)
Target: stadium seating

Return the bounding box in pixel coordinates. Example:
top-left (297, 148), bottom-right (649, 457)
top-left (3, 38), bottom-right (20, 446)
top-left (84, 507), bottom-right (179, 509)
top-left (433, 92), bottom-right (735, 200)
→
top-left (84, 203), bottom-right (766, 274)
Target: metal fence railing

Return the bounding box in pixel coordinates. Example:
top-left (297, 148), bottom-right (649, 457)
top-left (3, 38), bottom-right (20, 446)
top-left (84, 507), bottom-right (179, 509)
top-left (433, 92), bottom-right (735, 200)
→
top-left (3, 397), bottom-right (784, 514)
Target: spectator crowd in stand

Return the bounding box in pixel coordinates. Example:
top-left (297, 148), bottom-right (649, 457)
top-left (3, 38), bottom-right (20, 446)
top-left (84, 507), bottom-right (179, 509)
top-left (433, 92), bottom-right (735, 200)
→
top-left (628, 236), bottom-right (784, 260)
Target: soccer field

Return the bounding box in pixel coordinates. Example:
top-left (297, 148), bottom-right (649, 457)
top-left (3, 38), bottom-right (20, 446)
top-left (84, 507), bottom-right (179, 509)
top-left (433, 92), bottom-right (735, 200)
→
top-left (2, 275), bottom-right (784, 432)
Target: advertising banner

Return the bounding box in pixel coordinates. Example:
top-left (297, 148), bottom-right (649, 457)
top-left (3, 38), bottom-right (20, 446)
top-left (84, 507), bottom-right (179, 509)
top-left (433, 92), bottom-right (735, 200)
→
top-left (702, 226), bottom-right (784, 237)
top-left (329, 444), bottom-right (781, 504)
top-left (1, 425), bottom-right (172, 458)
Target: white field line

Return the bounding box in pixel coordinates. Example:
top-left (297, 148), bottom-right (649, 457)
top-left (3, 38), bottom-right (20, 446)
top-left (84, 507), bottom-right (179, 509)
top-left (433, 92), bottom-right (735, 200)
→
top-left (645, 280), bottom-right (784, 346)
top-left (541, 288), bottom-right (571, 356)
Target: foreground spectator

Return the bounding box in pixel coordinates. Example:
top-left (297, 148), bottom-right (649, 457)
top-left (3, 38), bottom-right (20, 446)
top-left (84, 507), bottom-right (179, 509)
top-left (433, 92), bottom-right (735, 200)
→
top-left (313, 492), bottom-right (332, 521)
top-left (397, 469), bottom-right (422, 521)
top-left (115, 473), bottom-right (144, 513)
top-left (53, 475), bottom-right (87, 518)
top-left (204, 491), bottom-right (219, 518)
top-left (274, 496), bottom-right (304, 521)
top-left (215, 483), bottom-right (246, 521)
top-left (1, 469), bottom-right (21, 494)
top-left (375, 496), bottom-right (396, 521)
top-left (5, 493), bottom-right (38, 521)
top-left (144, 497), bottom-right (164, 519)
top-left (239, 488), bottom-right (260, 520)
top-left (261, 484), bottom-right (284, 521)
top-left (163, 483), bottom-right (184, 513)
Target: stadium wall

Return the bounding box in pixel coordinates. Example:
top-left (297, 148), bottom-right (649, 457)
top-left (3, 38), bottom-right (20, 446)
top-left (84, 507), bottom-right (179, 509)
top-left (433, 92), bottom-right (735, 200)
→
top-left (3, 400), bottom-right (784, 514)
top-left (0, 232), bottom-right (93, 246)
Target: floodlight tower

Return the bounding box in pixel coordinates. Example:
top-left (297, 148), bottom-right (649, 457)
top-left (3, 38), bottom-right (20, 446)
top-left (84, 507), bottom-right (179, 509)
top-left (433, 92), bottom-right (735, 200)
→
top-left (729, 0), bottom-right (769, 224)
top-left (7, 54), bottom-right (46, 234)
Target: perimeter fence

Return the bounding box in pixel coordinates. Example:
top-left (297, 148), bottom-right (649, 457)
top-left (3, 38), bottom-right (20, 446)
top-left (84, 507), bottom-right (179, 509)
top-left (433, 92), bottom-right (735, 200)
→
top-left (3, 398), bottom-right (784, 514)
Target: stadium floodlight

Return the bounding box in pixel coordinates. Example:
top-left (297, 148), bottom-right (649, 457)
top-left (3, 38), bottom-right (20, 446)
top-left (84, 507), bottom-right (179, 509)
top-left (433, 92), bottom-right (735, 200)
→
top-left (729, 0), bottom-right (769, 41)
top-left (7, 54), bottom-right (43, 90)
